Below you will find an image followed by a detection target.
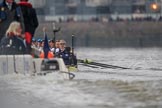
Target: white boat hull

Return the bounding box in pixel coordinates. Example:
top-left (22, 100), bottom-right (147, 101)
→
top-left (0, 55), bottom-right (71, 79)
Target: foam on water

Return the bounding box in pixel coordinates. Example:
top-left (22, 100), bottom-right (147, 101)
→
top-left (0, 48), bottom-right (162, 108)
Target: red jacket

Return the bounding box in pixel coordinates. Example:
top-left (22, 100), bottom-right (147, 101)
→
top-left (18, 2), bottom-right (39, 44)
top-left (18, 2), bottom-right (32, 8)
top-left (17, 1), bottom-right (38, 36)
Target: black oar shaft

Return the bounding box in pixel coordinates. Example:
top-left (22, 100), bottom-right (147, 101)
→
top-left (81, 64), bottom-right (99, 68)
top-left (90, 62), bottom-right (130, 69)
top-left (78, 59), bottom-right (130, 69)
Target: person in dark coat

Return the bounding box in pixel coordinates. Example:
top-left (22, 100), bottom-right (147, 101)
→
top-left (58, 40), bottom-right (76, 66)
top-left (0, 21), bottom-right (26, 55)
top-left (18, 0), bottom-right (39, 53)
top-left (0, 0), bottom-right (23, 42)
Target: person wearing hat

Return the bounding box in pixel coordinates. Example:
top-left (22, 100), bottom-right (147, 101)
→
top-left (0, 0), bottom-right (23, 42)
top-left (37, 38), bottom-right (43, 52)
top-left (31, 38), bottom-right (37, 47)
top-left (18, 0), bottom-right (39, 53)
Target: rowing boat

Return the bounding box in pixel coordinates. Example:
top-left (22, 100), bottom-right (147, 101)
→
top-left (0, 54), bottom-right (76, 80)
top-left (32, 46), bottom-right (78, 73)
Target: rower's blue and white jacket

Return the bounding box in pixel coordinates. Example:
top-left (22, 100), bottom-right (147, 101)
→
top-left (59, 49), bottom-right (70, 65)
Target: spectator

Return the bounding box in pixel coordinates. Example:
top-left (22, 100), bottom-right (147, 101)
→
top-left (18, 0), bottom-right (39, 53)
top-left (0, 21), bottom-right (26, 55)
top-left (0, 0), bottom-right (23, 41)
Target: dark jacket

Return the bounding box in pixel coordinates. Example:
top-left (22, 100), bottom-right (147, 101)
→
top-left (18, 2), bottom-right (38, 36)
top-left (59, 47), bottom-right (77, 66)
top-left (59, 49), bottom-right (71, 65)
top-left (0, 36), bottom-right (26, 55)
top-left (0, 0), bottom-right (23, 41)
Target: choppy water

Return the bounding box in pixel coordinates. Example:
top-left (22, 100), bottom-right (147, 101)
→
top-left (0, 48), bottom-right (162, 108)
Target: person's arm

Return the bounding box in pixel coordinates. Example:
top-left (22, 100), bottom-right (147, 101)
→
top-left (0, 10), bottom-right (1, 23)
top-left (15, 6), bottom-right (25, 34)
top-left (0, 5), bottom-right (7, 23)
top-left (0, 37), bottom-right (5, 47)
top-left (21, 40), bottom-right (27, 54)
top-left (0, 5), bottom-right (2, 23)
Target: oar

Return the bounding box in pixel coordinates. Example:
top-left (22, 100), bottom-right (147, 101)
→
top-left (78, 59), bottom-right (130, 69)
top-left (81, 64), bottom-right (100, 68)
top-left (89, 61), bottom-right (130, 69)
top-left (71, 34), bottom-right (75, 65)
top-left (37, 71), bottom-right (75, 80)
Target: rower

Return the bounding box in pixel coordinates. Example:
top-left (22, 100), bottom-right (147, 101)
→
top-left (59, 40), bottom-right (77, 66)
top-left (59, 40), bottom-right (69, 65)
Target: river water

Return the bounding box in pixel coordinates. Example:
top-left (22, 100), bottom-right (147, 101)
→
top-left (0, 48), bottom-right (162, 108)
